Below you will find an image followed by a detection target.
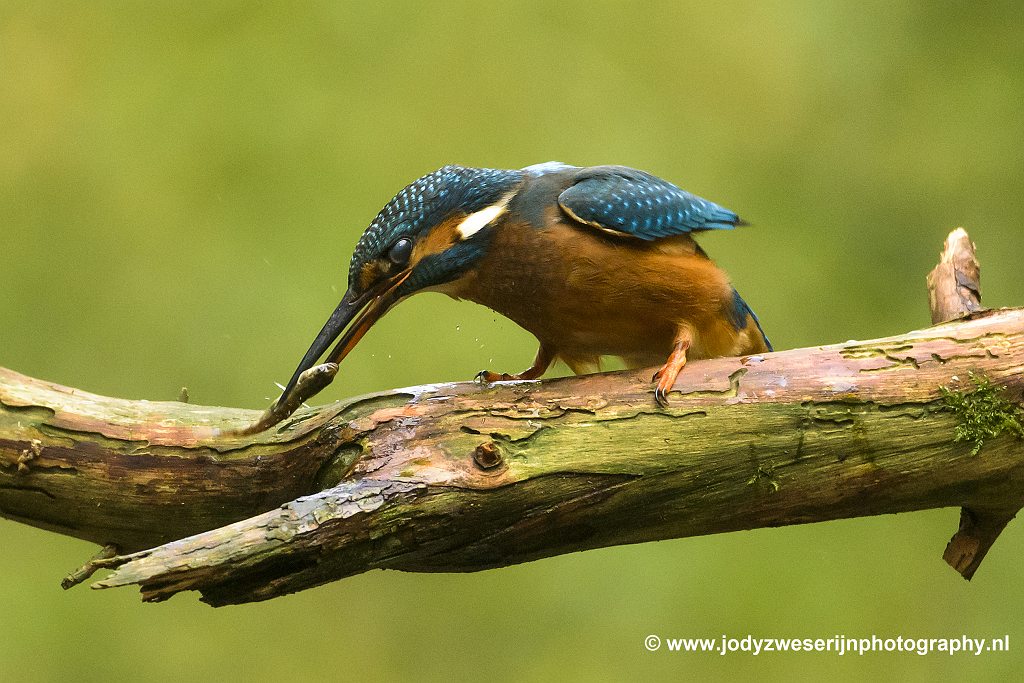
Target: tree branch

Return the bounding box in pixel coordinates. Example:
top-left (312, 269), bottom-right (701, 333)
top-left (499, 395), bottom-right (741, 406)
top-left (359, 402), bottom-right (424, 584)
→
top-left (1, 230), bottom-right (1022, 605)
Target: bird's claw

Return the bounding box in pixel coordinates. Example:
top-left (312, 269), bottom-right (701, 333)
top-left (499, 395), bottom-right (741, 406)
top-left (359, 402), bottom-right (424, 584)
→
top-left (476, 370), bottom-right (516, 383)
top-left (651, 367), bottom-right (672, 407)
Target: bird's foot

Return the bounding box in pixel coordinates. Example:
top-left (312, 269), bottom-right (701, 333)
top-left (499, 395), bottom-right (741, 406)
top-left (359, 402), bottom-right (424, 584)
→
top-left (651, 366), bottom-right (674, 407)
top-left (475, 370), bottom-right (522, 383)
top-left (653, 335), bottom-right (691, 408)
top-left (476, 346), bottom-right (554, 384)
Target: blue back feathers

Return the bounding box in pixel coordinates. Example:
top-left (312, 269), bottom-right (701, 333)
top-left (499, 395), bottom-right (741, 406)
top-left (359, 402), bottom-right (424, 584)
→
top-left (729, 288), bottom-right (772, 351)
top-left (557, 165), bottom-right (743, 240)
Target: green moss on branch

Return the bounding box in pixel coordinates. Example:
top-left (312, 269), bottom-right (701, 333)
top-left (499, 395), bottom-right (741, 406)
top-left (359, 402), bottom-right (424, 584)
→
top-left (941, 372), bottom-right (1024, 456)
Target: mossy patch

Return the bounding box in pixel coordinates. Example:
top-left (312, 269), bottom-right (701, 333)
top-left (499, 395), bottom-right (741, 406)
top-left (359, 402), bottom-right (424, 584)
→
top-left (940, 372), bottom-right (1024, 456)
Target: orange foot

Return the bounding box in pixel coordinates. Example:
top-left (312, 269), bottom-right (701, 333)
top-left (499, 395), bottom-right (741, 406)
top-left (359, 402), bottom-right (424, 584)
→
top-left (653, 335), bottom-right (691, 408)
top-left (476, 345), bottom-right (554, 384)
top-left (476, 370), bottom-right (527, 383)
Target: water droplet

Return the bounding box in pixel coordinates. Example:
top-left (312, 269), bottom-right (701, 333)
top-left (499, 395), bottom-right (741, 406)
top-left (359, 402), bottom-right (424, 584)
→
top-left (456, 325), bottom-right (461, 332)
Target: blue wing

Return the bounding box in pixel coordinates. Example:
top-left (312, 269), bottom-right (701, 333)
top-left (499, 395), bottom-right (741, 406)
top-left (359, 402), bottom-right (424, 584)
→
top-left (557, 166), bottom-right (743, 240)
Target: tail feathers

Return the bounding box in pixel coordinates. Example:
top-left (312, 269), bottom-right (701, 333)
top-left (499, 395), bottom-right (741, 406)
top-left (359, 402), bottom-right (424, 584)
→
top-left (729, 288), bottom-right (773, 352)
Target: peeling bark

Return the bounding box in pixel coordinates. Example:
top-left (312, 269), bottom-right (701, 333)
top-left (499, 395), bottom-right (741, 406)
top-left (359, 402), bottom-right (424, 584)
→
top-left (927, 227), bottom-right (982, 324)
top-left (1, 230), bottom-right (1022, 605)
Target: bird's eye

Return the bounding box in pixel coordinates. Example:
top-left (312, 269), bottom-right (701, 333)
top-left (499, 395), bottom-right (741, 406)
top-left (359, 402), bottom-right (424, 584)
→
top-left (387, 237), bottom-right (413, 267)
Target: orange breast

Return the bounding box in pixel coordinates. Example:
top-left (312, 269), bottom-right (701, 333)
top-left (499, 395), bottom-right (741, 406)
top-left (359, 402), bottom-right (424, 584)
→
top-left (445, 212), bottom-right (762, 366)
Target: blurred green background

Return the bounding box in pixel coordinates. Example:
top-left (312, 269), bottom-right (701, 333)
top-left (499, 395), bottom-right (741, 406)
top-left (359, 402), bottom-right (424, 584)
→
top-left (1, 1), bottom-right (1022, 680)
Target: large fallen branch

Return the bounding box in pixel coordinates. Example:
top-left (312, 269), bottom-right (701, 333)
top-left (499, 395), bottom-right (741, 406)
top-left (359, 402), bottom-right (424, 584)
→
top-left (1, 229), bottom-right (1021, 605)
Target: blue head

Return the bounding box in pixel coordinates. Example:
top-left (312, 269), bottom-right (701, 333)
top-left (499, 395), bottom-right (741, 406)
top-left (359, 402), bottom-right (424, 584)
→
top-left (278, 165), bottom-right (523, 401)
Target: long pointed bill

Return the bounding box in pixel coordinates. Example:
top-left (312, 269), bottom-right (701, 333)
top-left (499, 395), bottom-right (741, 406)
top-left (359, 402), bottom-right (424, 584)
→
top-left (229, 270), bottom-right (411, 436)
top-left (276, 289), bottom-right (362, 400)
top-left (279, 269), bottom-right (412, 402)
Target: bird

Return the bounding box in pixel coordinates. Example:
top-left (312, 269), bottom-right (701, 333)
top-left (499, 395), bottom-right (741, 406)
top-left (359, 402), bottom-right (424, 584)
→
top-left (259, 162), bottom-right (771, 431)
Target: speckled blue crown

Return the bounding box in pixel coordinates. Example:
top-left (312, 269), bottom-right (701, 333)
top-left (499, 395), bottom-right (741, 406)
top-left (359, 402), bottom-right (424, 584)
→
top-left (348, 165), bottom-right (523, 287)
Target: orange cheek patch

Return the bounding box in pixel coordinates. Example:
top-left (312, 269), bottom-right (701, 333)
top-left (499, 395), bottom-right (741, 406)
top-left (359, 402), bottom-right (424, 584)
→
top-left (359, 262), bottom-right (381, 292)
top-left (411, 220), bottom-right (461, 266)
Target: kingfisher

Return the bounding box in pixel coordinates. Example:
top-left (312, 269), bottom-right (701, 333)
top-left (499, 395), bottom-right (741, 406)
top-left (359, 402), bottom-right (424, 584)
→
top-left (246, 162), bottom-right (771, 433)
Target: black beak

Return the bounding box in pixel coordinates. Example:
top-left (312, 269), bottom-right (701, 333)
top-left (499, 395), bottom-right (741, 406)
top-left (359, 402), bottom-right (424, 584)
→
top-left (225, 269), bottom-right (414, 436)
top-left (277, 269), bottom-right (412, 407)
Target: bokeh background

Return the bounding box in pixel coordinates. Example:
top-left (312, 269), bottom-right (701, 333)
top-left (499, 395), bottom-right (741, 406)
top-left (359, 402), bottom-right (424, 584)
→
top-left (2, 2), bottom-right (1022, 680)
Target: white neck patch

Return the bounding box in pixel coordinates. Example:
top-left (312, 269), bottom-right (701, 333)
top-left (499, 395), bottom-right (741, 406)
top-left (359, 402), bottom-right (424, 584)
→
top-left (455, 193), bottom-right (513, 240)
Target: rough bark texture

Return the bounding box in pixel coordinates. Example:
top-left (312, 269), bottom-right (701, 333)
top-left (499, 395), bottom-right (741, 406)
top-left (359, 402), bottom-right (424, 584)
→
top-left (927, 227), bottom-right (982, 325)
top-left (0, 230), bottom-right (1021, 605)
